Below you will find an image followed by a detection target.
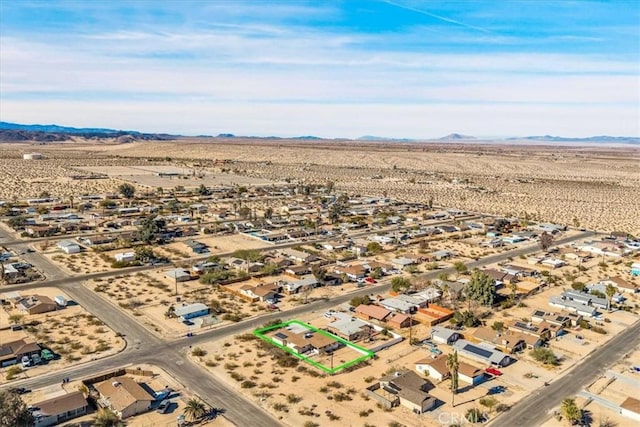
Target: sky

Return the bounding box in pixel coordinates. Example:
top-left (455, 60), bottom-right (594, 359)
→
top-left (1, 0), bottom-right (638, 138)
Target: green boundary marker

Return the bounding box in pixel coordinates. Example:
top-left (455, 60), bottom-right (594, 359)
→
top-left (253, 319), bottom-right (375, 374)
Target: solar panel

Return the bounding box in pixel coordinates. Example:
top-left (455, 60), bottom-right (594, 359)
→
top-left (464, 344), bottom-right (493, 359)
top-left (514, 321), bottom-right (538, 332)
top-left (275, 333), bottom-right (287, 340)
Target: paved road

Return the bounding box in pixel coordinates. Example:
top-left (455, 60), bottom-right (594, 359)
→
top-left (1, 226), bottom-right (595, 426)
top-left (493, 319), bottom-right (640, 426)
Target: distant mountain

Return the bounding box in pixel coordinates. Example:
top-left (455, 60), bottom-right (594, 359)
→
top-left (0, 121), bottom-right (123, 134)
top-left (0, 121), bottom-right (175, 142)
top-left (507, 135), bottom-right (640, 143)
top-left (439, 133), bottom-right (476, 141)
top-left (357, 135), bottom-right (416, 142)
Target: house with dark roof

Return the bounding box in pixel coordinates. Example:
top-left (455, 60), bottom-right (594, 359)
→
top-left (378, 370), bottom-right (437, 414)
top-left (0, 339), bottom-right (41, 367)
top-left (32, 391), bottom-right (89, 427)
top-left (453, 339), bottom-right (513, 367)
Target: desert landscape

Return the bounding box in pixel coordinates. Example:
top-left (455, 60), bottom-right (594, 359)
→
top-left (1, 139), bottom-right (638, 235)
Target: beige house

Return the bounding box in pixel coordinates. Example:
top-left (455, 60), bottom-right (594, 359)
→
top-left (95, 376), bottom-right (154, 419)
top-left (15, 295), bottom-right (57, 315)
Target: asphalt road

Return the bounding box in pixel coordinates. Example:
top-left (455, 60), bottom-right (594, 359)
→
top-left (493, 319), bottom-right (640, 426)
top-left (1, 226), bottom-right (597, 426)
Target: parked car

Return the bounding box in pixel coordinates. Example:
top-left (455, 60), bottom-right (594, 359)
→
top-left (9, 387), bottom-right (30, 395)
top-left (21, 356), bottom-right (32, 368)
top-left (486, 367), bottom-right (503, 376)
top-left (488, 385), bottom-right (506, 394)
top-left (267, 304), bottom-right (280, 311)
top-left (365, 277), bottom-right (377, 284)
top-left (429, 347), bottom-right (442, 355)
top-left (421, 340), bottom-right (437, 349)
top-left (40, 349), bottom-right (55, 361)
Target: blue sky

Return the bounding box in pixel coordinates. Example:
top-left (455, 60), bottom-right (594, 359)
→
top-left (1, 0), bottom-right (638, 138)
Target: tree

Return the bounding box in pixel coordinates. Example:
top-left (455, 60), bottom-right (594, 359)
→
top-left (465, 407), bottom-right (484, 423)
top-left (7, 216), bottom-right (28, 229)
top-left (349, 295), bottom-right (371, 307)
top-left (453, 310), bottom-right (480, 327)
top-left (530, 347), bottom-right (559, 366)
top-left (92, 408), bottom-right (123, 427)
top-left (604, 284), bottom-right (617, 311)
top-left (311, 265), bottom-right (327, 282)
top-left (260, 262), bottom-right (279, 276)
top-left (118, 183), bottom-right (136, 199)
top-left (183, 397), bottom-right (207, 421)
top-left (479, 396), bottom-right (498, 413)
top-left (560, 398), bottom-right (582, 425)
top-left (137, 215), bottom-right (166, 244)
top-left (367, 242), bottom-right (383, 254)
top-left (197, 184), bottom-right (210, 196)
top-left (232, 249), bottom-right (262, 272)
top-left (539, 231), bottom-right (554, 251)
top-left (134, 246), bottom-right (155, 263)
top-left (464, 271), bottom-right (497, 307)
top-left (238, 206), bottom-right (252, 219)
top-left (453, 261), bottom-right (468, 278)
top-left (263, 207), bottom-right (273, 220)
top-left (446, 351), bottom-right (459, 407)
top-left (491, 321), bottom-right (504, 333)
top-left (391, 276), bottom-right (412, 293)
top-left (325, 180), bottom-right (335, 194)
top-left (0, 389), bottom-right (34, 427)
top-left (8, 314), bottom-right (24, 325)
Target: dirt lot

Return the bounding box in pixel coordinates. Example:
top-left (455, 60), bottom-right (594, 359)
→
top-left (0, 287), bottom-right (124, 384)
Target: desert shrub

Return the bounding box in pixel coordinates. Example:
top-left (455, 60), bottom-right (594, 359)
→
top-left (241, 380), bottom-right (257, 388)
top-left (287, 394), bottom-right (302, 404)
top-left (191, 347), bottom-right (207, 357)
top-left (530, 347), bottom-right (559, 366)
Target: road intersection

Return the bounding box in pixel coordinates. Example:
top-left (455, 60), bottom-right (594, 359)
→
top-left (2, 225), bottom-right (621, 427)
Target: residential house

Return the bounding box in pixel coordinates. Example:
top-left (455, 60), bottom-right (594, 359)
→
top-left (620, 397), bottom-right (640, 422)
top-left (508, 320), bottom-right (554, 340)
top-left (281, 248), bottom-right (316, 263)
top-left (285, 265), bottom-right (311, 276)
top-left (600, 276), bottom-right (638, 294)
top-left (472, 327), bottom-right (540, 353)
top-left (80, 235), bottom-right (116, 246)
top-left (184, 240), bottom-right (208, 254)
top-left (114, 252), bottom-right (135, 263)
top-left (379, 370), bottom-right (437, 414)
top-left (395, 294), bottom-right (428, 308)
top-left (164, 268), bottom-right (191, 282)
top-left (355, 304), bottom-right (392, 322)
top-left (562, 290), bottom-right (608, 309)
top-left (458, 362), bottom-right (485, 385)
top-left (15, 295), bottom-right (57, 315)
top-left (174, 303), bottom-right (210, 321)
top-left (334, 264), bottom-right (366, 281)
top-left (270, 329), bottom-right (341, 354)
top-left (541, 258), bottom-right (566, 269)
top-left (379, 298), bottom-right (416, 314)
top-left (411, 287), bottom-right (442, 303)
top-left (587, 282), bottom-right (626, 304)
top-left (430, 326), bottom-right (460, 345)
top-left (549, 296), bottom-right (597, 317)
top-left (281, 276), bottom-right (317, 295)
top-left (390, 257), bottom-right (416, 270)
top-left (530, 310), bottom-right (572, 328)
top-left (415, 355), bottom-right (450, 382)
top-left (250, 283), bottom-right (281, 301)
top-left (32, 391), bottom-right (89, 427)
top-left (95, 376), bottom-right (154, 419)
top-left (388, 313), bottom-right (412, 329)
top-left (327, 313), bottom-right (376, 342)
top-left (0, 339), bottom-right (41, 367)
top-left (192, 262), bottom-right (219, 274)
top-left (431, 250), bottom-right (453, 260)
top-left (57, 240), bottom-right (81, 254)
top-left (452, 339), bottom-right (513, 367)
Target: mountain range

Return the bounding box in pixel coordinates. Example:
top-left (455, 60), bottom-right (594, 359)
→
top-left (0, 122), bottom-right (638, 144)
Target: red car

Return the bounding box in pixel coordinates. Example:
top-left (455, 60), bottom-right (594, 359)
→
top-left (365, 277), bottom-right (377, 284)
top-left (486, 367), bottom-right (503, 376)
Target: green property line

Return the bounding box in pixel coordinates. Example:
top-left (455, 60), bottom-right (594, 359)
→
top-left (253, 319), bottom-right (375, 374)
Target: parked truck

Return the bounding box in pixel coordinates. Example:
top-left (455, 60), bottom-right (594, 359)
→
top-left (54, 296), bottom-right (67, 307)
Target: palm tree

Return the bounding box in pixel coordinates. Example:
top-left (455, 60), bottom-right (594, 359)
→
top-left (93, 408), bottom-right (122, 427)
top-left (446, 350), bottom-right (460, 407)
top-left (183, 397), bottom-right (207, 421)
top-left (604, 284), bottom-right (617, 311)
top-left (560, 398), bottom-right (582, 425)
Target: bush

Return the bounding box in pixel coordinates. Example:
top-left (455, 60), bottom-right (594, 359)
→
top-left (191, 347), bottom-right (207, 357)
top-left (5, 366), bottom-right (22, 380)
top-left (241, 380), bottom-right (257, 388)
top-left (591, 326), bottom-right (607, 334)
top-left (530, 347), bottom-right (559, 366)
top-left (287, 394), bottom-right (302, 404)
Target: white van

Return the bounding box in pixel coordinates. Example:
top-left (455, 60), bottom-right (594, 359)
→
top-left (21, 356), bottom-right (31, 368)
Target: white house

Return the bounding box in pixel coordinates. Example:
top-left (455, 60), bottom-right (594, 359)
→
top-left (57, 240), bottom-right (81, 254)
top-left (114, 252), bottom-right (135, 263)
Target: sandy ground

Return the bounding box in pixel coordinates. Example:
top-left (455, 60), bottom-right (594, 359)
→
top-left (1, 141), bottom-right (638, 234)
top-left (20, 363), bottom-right (234, 427)
top-left (0, 287), bottom-right (125, 384)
